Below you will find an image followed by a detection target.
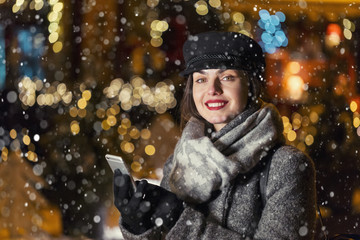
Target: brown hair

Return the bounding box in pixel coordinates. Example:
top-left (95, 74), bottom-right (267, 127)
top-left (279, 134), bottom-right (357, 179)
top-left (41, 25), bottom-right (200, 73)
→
top-left (180, 75), bottom-right (203, 129)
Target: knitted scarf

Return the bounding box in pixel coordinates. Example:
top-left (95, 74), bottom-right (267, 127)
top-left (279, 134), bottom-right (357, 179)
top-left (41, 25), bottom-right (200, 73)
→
top-left (169, 101), bottom-right (285, 203)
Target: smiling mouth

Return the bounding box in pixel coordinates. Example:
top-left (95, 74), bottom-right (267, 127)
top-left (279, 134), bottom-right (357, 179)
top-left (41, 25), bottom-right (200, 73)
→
top-left (205, 101), bottom-right (228, 110)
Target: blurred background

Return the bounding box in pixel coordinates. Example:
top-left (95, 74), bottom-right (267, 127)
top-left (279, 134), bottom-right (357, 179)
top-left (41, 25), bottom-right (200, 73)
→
top-left (0, 0), bottom-right (359, 239)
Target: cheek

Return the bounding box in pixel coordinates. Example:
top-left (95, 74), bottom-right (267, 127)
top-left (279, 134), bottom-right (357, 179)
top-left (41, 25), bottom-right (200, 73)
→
top-left (192, 90), bottom-right (202, 109)
top-left (230, 87), bottom-right (247, 111)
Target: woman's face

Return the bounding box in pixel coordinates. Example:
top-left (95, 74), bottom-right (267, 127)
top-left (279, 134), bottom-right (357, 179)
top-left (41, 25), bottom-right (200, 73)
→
top-left (192, 69), bottom-right (248, 131)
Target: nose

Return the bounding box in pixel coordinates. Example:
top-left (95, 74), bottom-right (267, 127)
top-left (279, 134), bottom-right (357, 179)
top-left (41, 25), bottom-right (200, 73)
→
top-left (207, 78), bottom-right (222, 95)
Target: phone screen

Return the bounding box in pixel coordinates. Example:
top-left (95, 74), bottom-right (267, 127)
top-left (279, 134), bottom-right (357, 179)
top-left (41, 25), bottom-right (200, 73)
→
top-left (105, 154), bottom-right (136, 190)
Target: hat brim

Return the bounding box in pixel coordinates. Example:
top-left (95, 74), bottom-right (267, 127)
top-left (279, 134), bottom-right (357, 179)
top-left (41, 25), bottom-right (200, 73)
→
top-left (179, 59), bottom-right (242, 77)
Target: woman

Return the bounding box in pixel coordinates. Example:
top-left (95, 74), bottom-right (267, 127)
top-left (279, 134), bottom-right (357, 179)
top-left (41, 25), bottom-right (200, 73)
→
top-left (113, 31), bottom-right (317, 239)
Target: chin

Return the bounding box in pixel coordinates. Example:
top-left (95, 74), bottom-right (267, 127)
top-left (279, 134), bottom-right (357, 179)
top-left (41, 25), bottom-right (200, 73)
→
top-left (206, 117), bottom-right (230, 125)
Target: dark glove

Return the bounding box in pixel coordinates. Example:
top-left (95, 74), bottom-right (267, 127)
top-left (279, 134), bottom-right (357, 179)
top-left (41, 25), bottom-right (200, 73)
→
top-left (145, 181), bottom-right (184, 231)
top-left (113, 169), bottom-right (153, 234)
top-left (113, 169), bottom-right (184, 234)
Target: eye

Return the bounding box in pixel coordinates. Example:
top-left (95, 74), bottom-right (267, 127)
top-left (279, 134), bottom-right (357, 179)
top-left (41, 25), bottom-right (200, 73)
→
top-left (194, 78), bottom-right (206, 83)
top-left (221, 75), bottom-right (235, 81)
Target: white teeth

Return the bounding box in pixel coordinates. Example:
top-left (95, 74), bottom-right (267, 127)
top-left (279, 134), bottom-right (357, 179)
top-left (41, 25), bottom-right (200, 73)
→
top-left (207, 102), bottom-right (225, 107)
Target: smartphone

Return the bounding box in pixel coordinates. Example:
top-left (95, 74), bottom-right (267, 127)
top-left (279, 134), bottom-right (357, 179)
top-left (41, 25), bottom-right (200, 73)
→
top-left (105, 154), bottom-right (136, 190)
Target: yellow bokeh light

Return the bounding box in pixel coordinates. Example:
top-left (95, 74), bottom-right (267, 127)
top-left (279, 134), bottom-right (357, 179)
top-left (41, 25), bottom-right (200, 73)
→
top-left (53, 2), bottom-right (63, 12)
top-left (49, 0), bottom-right (58, 5)
top-left (1, 147), bottom-right (8, 154)
top-left (297, 142), bottom-right (306, 152)
top-left (62, 91), bottom-right (73, 104)
top-left (82, 90), bottom-right (92, 101)
top-left (27, 151), bottom-right (38, 162)
top-left (77, 98), bottom-right (87, 109)
top-left (150, 37), bottom-right (163, 47)
top-left (344, 29), bottom-right (352, 40)
top-left (350, 22), bottom-right (356, 32)
top-left (232, 12), bottom-right (245, 24)
top-left (129, 127), bottom-right (140, 139)
top-left (15, 0), bottom-right (24, 6)
top-left (302, 116), bottom-right (310, 127)
top-left (124, 142), bottom-right (135, 153)
top-left (96, 108), bottom-right (106, 119)
top-left (107, 115), bottom-right (117, 127)
top-left (0, 0), bottom-right (7, 4)
top-left (150, 30), bottom-right (162, 38)
top-left (131, 77), bottom-right (144, 88)
top-left (106, 108), bottom-right (117, 117)
top-left (48, 32), bottom-right (59, 43)
top-left (117, 126), bottom-right (127, 135)
top-left (309, 112), bottom-right (319, 123)
top-left (350, 101), bottom-right (358, 112)
top-left (151, 20), bottom-right (159, 30)
top-left (283, 122), bottom-right (292, 134)
top-left (48, 11), bottom-right (59, 22)
top-left (69, 107), bottom-right (77, 117)
top-left (282, 116), bottom-right (289, 124)
top-left (35, 1), bottom-right (44, 10)
top-left (78, 109), bottom-right (87, 118)
top-left (287, 130), bottom-right (297, 142)
top-left (121, 118), bottom-right (131, 129)
top-left (209, 0), bottom-right (221, 8)
top-left (305, 134), bottom-right (314, 146)
top-left (12, 4), bottom-right (21, 13)
top-left (111, 104), bottom-right (121, 114)
top-left (10, 129), bottom-right (17, 139)
top-left (354, 117), bottom-right (360, 128)
top-left (53, 41), bottom-right (63, 53)
top-left (70, 121), bottom-right (80, 135)
top-left (293, 118), bottom-right (302, 130)
top-left (57, 83), bottom-right (66, 95)
top-left (131, 161), bottom-right (142, 172)
top-left (343, 19), bottom-right (351, 29)
top-left (23, 135), bottom-right (31, 145)
top-left (101, 120), bottom-right (111, 131)
top-left (121, 102), bottom-right (132, 111)
top-left (196, 4), bottom-right (208, 15)
top-left (48, 22), bottom-right (59, 33)
top-left (145, 145), bottom-right (156, 156)
top-left (1, 147), bottom-right (8, 161)
top-left (141, 129), bottom-right (151, 140)
top-left (285, 75), bottom-right (304, 100)
top-left (326, 33), bottom-right (340, 47)
top-left (287, 61), bottom-right (301, 74)
top-left (156, 21), bottom-right (169, 32)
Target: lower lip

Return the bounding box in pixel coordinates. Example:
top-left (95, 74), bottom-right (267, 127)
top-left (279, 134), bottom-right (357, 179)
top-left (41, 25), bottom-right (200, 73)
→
top-left (205, 103), bottom-right (227, 110)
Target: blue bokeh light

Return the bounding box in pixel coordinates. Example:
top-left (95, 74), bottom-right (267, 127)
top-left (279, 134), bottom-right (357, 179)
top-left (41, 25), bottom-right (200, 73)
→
top-left (258, 10), bottom-right (287, 54)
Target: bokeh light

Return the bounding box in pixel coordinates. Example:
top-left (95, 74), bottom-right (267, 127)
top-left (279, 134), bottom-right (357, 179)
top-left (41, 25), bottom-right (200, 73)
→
top-left (258, 9), bottom-right (287, 53)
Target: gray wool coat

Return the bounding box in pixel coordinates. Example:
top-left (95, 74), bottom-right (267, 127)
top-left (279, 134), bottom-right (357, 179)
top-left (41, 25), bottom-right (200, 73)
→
top-left (120, 103), bottom-right (317, 240)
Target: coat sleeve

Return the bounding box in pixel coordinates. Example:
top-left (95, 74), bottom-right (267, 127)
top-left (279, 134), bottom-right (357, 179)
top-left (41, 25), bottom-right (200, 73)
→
top-left (254, 145), bottom-right (317, 240)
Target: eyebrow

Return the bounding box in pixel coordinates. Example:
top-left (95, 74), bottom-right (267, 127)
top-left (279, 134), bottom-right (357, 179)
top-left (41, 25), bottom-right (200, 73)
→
top-left (195, 69), bottom-right (228, 75)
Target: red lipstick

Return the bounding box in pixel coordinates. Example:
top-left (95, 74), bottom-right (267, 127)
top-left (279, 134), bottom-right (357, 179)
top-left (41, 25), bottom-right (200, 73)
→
top-left (205, 100), bottom-right (228, 110)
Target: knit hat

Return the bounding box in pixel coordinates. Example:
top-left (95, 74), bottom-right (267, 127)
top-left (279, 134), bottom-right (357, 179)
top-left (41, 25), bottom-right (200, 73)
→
top-left (180, 31), bottom-right (265, 77)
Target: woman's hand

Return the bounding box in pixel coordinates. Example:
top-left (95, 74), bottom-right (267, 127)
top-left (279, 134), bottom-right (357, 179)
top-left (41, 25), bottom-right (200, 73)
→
top-left (113, 169), bottom-right (184, 234)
